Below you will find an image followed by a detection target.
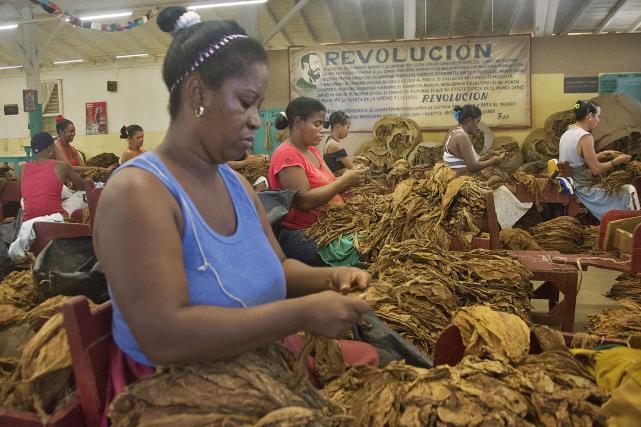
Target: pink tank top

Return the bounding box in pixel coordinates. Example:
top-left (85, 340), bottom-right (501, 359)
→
top-left (21, 160), bottom-right (64, 221)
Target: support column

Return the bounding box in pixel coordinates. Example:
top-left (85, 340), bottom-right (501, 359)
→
top-left (20, 6), bottom-right (42, 137)
top-left (404, 0), bottom-right (416, 39)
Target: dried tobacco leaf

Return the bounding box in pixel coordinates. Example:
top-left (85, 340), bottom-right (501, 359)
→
top-left (237, 158), bottom-right (270, 185)
top-left (607, 273), bottom-right (641, 304)
top-left (79, 164), bottom-right (117, 182)
top-left (0, 270), bottom-right (39, 310)
top-left (595, 160), bottom-right (641, 194)
top-left (585, 299), bottom-right (641, 339)
top-left (109, 344), bottom-right (346, 427)
top-left (530, 216), bottom-right (585, 253)
top-left (85, 152), bottom-right (119, 168)
top-left (499, 228), bottom-right (542, 250)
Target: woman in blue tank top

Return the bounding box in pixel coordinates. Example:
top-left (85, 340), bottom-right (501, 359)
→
top-left (93, 7), bottom-right (374, 369)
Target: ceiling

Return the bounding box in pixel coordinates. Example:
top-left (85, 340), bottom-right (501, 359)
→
top-left (0, 0), bottom-right (640, 71)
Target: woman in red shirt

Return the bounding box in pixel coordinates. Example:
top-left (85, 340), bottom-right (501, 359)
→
top-left (20, 132), bottom-right (85, 221)
top-left (268, 97), bottom-right (367, 265)
top-left (54, 116), bottom-right (86, 167)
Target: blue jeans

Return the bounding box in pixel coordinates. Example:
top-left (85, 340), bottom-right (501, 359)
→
top-left (277, 228), bottom-right (327, 266)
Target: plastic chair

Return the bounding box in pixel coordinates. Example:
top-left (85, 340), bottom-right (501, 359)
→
top-left (62, 296), bottom-right (114, 427)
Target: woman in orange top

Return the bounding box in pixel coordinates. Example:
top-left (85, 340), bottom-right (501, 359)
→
top-left (54, 115), bottom-right (86, 167)
top-left (120, 124), bottom-right (146, 164)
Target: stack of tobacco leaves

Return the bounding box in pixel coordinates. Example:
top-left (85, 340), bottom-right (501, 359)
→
top-left (236, 157), bottom-right (270, 185)
top-left (322, 345), bottom-right (606, 425)
top-left (512, 170), bottom-right (559, 211)
top-left (364, 278), bottom-right (459, 355)
top-left (369, 241), bottom-right (533, 321)
top-left (0, 165), bottom-right (16, 195)
top-left (309, 163), bottom-right (490, 254)
top-left (581, 225), bottom-right (601, 253)
top-left (607, 274), bottom-right (641, 304)
top-left (595, 160), bottom-right (641, 194)
top-left (85, 152), bottom-right (119, 168)
top-left (406, 141), bottom-right (442, 167)
top-left (585, 299), bottom-right (641, 339)
top-left (0, 295), bottom-right (78, 417)
top-left (477, 167), bottom-right (515, 191)
top-left (108, 344), bottom-right (346, 427)
top-left (499, 228), bottom-right (542, 250)
top-left (0, 270), bottom-right (39, 309)
top-left (544, 109), bottom-right (575, 140)
top-left (530, 216), bottom-right (585, 253)
top-left (522, 128), bottom-right (558, 162)
top-left (385, 159), bottom-right (411, 187)
top-left (79, 164), bottom-right (117, 183)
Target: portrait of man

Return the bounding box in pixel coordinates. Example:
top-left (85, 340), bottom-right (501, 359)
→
top-left (296, 52), bottom-right (322, 90)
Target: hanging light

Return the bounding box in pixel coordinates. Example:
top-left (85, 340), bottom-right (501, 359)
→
top-left (188, 0), bottom-right (268, 10)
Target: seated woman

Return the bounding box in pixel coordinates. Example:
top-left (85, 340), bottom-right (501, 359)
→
top-left (559, 100), bottom-right (633, 220)
top-left (54, 115), bottom-right (86, 167)
top-left (120, 124), bottom-right (146, 164)
top-left (20, 132), bottom-right (85, 221)
top-left (443, 104), bottom-right (502, 175)
top-left (323, 111), bottom-right (353, 175)
top-left (268, 97), bottom-right (368, 266)
top-left (94, 7), bottom-right (376, 396)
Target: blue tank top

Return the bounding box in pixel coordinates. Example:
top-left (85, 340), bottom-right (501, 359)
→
top-left (110, 152), bottom-right (287, 366)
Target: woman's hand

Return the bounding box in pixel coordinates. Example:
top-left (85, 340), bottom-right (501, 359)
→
top-left (300, 291), bottom-right (371, 338)
top-left (614, 154), bottom-right (632, 166)
top-left (327, 266), bottom-right (370, 293)
top-left (597, 150), bottom-right (618, 160)
top-left (339, 168), bottom-right (368, 188)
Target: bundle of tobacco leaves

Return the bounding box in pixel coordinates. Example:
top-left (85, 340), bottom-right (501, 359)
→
top-left (364, 278), bottom-right (459, 355)
top-left (309, 163), bottom-right (490, 254)
top-left (499, 228), bottom-right (542, 250)
top-left (530, 216), bottom-right (585, 253)
top-left (385, 159), bottom-right (411, 187)
top-left (477, 167), bottom-right (514, 191)
top-left (79, 164), bottom-right (117, 183)
top-left (85, 152), bottom-right (119, 168)
top-left (595, 160), bottom-right (641, 194)
top-left (523, 128), bottom-right (558, 162)
top-left (607, 274), bottom-right (641, 304)
top-left (544, 109), bottom-right (575, 140)
top-left (236, 157), bottom-right (270, 185)
top-left (585, 299), bottom-right (641, 339)
top-left (322, 351), bottom-right (606, 426)
top-left (512, 170), bottom-right (560, 211)
top-left (0, 165), bottom-right (16, 196)
top-left (0, 270), bottom-right (39, 310)
top-left (492, 136), bottom-right (523, 174)
top-left (108, 344), bottom-right (346, 427)
top-left (406, 141), bottom-right (442, 167)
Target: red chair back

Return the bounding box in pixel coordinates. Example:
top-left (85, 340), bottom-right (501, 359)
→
top-left (86, 187), bottom-right (103, 227)
top-left (30, 222), bottom-right (92, 255)
top-left (62, 296), bottom-right (114, 427)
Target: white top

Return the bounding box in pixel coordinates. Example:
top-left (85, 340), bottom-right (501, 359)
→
top-left (443, 127), bottom-right (479, 169)
top-left (558, 125), bottom-right (590, 168)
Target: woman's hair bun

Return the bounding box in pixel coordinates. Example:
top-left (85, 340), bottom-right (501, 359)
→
top-left (120, 125), bottom-right (128, 139)
top-left (274, 115), bottom-right (289, 131)
top-left (55, 115), bottom-right (64, 124)
top-left (453, 105), bottom-right (463, 113)
top-left (157, 6), bottom-right (188, 33)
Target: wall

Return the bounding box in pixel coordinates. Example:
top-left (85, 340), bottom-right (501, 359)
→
top-left (0, 33), bottom-right (639, 159)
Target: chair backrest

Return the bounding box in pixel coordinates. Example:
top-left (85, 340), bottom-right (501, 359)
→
top-left (485, 191), bottom-right (501, 250)
top-left (30, 222), bottom-right (92, 255)
top-left (86, 187), bottom-right (103, 227)
top-left (0, 181), bottom-right (21, 222)
top-left (63, 296), bottom-right (113, 427)
top-left (557, 161), bottom-right (572, 178)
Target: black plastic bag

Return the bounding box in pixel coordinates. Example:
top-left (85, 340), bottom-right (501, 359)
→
top-left (257, 189), bottom-right (298, 226)
top-left (33, 236), bottom-right (109, 303)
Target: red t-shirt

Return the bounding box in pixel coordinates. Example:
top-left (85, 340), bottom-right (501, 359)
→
top-left (268, 142), bottom-right (343, 230)
top-left (21, 160), bottom-right (64, 221)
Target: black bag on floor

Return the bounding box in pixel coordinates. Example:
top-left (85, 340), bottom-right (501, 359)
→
top-left (257, 189), bottom-right (298, 226)
top-left (33, 236), bottom-right (109, 303)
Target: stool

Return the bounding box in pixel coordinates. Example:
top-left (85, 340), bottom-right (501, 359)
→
top-left (509, 250), bottom-right (579, 332)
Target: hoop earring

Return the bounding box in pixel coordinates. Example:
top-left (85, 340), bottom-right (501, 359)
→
top-left (195, 106), bottom-right (205, 118)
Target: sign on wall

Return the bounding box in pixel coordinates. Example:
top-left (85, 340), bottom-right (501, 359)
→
top-left (22, 90), bottom-right (38, 112)
top-left (85, 101), bottom-right (108, 135)
top-left (289, 35), bottom-right (531, 131)
top-left (599, 73), bottom-right (641, 103)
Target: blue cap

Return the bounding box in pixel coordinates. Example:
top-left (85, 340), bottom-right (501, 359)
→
top-left (31, 131), bottom-right (54, 154)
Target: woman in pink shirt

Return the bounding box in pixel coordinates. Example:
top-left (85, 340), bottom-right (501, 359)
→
top-left (268, 97), bottom-right (367, 265)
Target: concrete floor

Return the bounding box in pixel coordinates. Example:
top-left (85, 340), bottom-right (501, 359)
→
top-left (531, 267), bottom-right (623, 332)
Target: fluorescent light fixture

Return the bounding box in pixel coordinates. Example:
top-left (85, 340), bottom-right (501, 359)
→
top-left (188, 0), bottom-right (268, 10)
top-left (53, 59), bottom-right (85, 65)
top-left (116, 53), bottom-right (149, 59)
top-left (0, 24), bottom-right (18, 30)
top-left (0, 65), bottom-right (22, 70)
top-left (78, 11), bottom-right (132, 21)
top-left (567, 32), bottom-right (591, 36)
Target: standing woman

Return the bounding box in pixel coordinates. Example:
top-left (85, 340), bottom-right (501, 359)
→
top-left (54, 115), bottom-right (86, 167)
top-left (119, 124), bottom-right (146, 164)
top-left (323, 111), bottom-right (354, 174)
top-left (442, 104), bottom-right (502, 175)
top-left (93, 6), bottom-right (375, 384)
top-left (268, 98), bottom-right (367, 265)
top-left (559, 100), bottom-right (633, 220)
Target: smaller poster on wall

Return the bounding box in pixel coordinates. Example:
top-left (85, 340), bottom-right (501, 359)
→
top-left (23, 90), bottom-right (38, 112)
top-left (85, 101), bottom-right (108, 135)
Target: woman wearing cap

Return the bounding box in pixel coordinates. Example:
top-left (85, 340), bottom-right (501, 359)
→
top-left (93, 6), bottom-right (377, 392)
top-left (559, 100), bottom-right (634, 219)
top-left (119, 124), bottom-right (146, 164)
top-left (54, 115), bottom-right (86, 167)
top-left (20, 131), bottom-right (85, 221)
top-left (443, 104), bottom-right (503, 176)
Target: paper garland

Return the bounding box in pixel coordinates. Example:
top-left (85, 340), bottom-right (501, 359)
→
top-left (30, 0), bottom-right (159, 32)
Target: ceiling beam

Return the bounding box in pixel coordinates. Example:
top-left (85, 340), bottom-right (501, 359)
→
top-left (263, 3), bottom-right (292, 46)
top-left (477, 0), bottom-right (493, 35)
top-left (39, 19), bottom-right (66, 57)
top-left (295, 5), bottom-right (318, 44)
top-left (626, 13), bottom-right (641, 33)
top-left (534, 0), bottom-right (560, 36)
top-left (321, 0), bottom-right (343, 42)
top-left (559, 0), bottom-right (594, 34)
top-left (595, 0), bottom-right (629, 33)
top-left (263, 0), bottom-right (311, 44)
top-left (507, 0), bottom-right (526, 34)
top-left (404, 0), bottom-right (416, 39)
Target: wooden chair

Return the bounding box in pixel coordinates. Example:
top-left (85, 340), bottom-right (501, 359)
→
top-left (62, 296), bottom-right (114, 427)
top-left (0, 181), bottom-right (21, 222)
top-left (85, 182), bottom-right (103, 227)
top-left (30, 222), bottom-right (92, 255)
